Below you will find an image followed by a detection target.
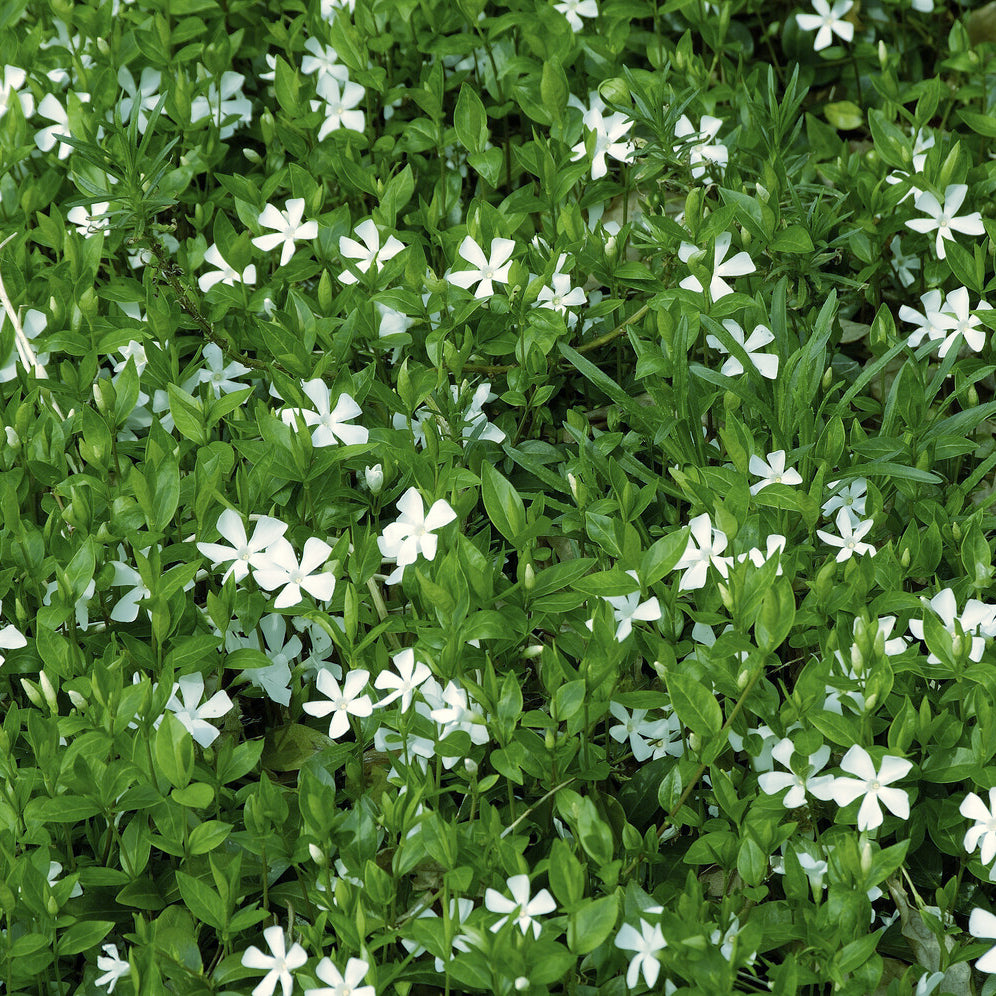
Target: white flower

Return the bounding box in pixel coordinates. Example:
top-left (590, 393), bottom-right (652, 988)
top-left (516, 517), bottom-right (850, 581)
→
top-left (280, 381), bottom-right (369, 447)
top-left (899, 289), bottom-right (948, 347)
top-left (68, 202), bottom-right (111, 238)
top-left (588, 571), bottom-right (661, 641)
top-left (364, 464), bottom-right (385, 494)
top-left (796, 0), bottom-right (855, 51)
top-left (195, 342), bottom-right (252, 397)
top-left (961, 789), bottom-right (996, 866)
top-left (198, 243), bottom-right (257, 292)
top-left (553, 0), bottom-right (598, 31)
top-left (430, 680), bottom-right (489, 745)
top-left (758, 739), bottom-right (836, 808)
top-left (706, 320), bottom-right (778, 379)
top-left (485, 874), bottom-right (557, 938)
top-left (253, 537), bottom-right (336, 609)
top-left (570, 107), bottom-right (634, 180)
top-left (35, 92), bottom-right (90, 160)
top-left (241, 926), bottom-right (307, 996)
top-left (47, 861), bottom-right (83, 898)
top-left (736, 534), bottom-right (787, 575)
top-left (304, 957), bottom-right (373, 996)
top-left (932, 286), bottom-right (989, 358)
top-left (109, 560), bottom-right (152, 623)
top-left (889, 236), bottom-right (920, 287)
top-left (816, 507), bottom-right (876, 561)
top-left (190, 71), bottom-right (252, 138)
top-left (0, 599), bottom-right (27, 666)
top-left (338, 219), bottom-right (404, 285)
top-left (829, 745), bottom-right (912, 831)
top-left (908, 588), bottom-right (988, 664)
top-left (679, 232), bottom-right (756, 300)
top-left (0, 66), bottom-right (34, 120)
top-left (253, 198), bottom-right (319, 267)
top-left (312, 75), bottom-right (365, 137)
top-left (95, 944), bottom-right (130, 992)
top-left (970, 908), bottom-right (996, 973)
top-left (615, 919), bottom-right (667, 988)
top-left (300, 37), bottom-right (349, 84)
top-left (163, 673), bottom-right (234, 748)
top-left (748, 450), bottom-right (803, 495)
top-left (197, 510), bottom-right (288, 584)
top-left (117, 66), bottom-right (162, 132)
top-left (377, 487), bottom-right (457, 584)
top-left (608, 704), bottom-right (674, 762)
top-left (303, 668), bottom-right (373, 739)
top-left (672, 513), bottom-right (732, 591)
top-left (375, 647), bottom-right (431, 711)
top-left (675, 114), bottom-right (728, 180)
top-left (822, 478), bottom-right (867, 519)
top-left (905, 184), bottom-right (985, 260)
top-left (535, 272), bottom-right (587, 320)
top-left (447, 236), bottom-right (516, 299)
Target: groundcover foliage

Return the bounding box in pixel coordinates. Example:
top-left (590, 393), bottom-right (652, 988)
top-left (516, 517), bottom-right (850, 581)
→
top-left (9, 0), bottom-right (996, 992)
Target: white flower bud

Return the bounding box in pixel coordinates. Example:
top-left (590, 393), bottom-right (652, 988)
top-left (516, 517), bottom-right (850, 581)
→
top-left (464, 758), bottom-right (478, 777)
top-left (364, 464), bottom-right (384, 494)
top-left (5, 426), bottom-right (19, 449)
top-left (309, 844), bottom-right (326, 865)
top-left (522, 644), bottom-right (544, 659)
top-left (515, 978), bottom-right (529, 991)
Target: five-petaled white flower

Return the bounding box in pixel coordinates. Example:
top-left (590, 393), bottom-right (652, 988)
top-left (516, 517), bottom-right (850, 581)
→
top-left (829, 744), bottom-right (912, 831)
top-left (447, 236), bottom-right (516, 299)
top-left (889, 236), bottom-right (921, 287)
top-left (816, 507), bottom-right (876, 562)
top-left (899, 289), bottom-right (948, 348)
top-left (190, 72), bottom-right (252, 139)
top-left (68, 202), bottom-right (110, 238)
top-left (749, 451), bottom-right (803, 495)
top-left (117, 66), bottom-right (162, 132)
top-left (587, 570), bottom-right (661, 641)
top-left (162, 672), bottom-right (234, 748)
top-left (338, 219), bottom-right (405, 285)
top-left (905, 184), bottom-right (985, 260)
top-left (554, 0), bottom-right (598, 31)
top-left (608, 703), bottom-right (675, 762)
top-left (970, 908), bottom-right (996, 973)
top-left (281, 381), bottom-right (369, 447)
top-left (305, 956), bottom-right (374, 996)
top-left (485, 873), bottom-right (557, 938)
top-left (758, 738), bottom-right (836, 809)
top-left (675, 114), bottom-right (728, 180)
top-left (194, 342), bottom-right (252, 398)
top-left (679, 232), bottom-right (756, 300)
top-left (197, 509), bottom-right (288, 584)
top-left (673, 512), bottom-right (732, 591)
top-left (253, 537), bottom-right (336, 609)
top-left (961, 789), bottom-right (996, 866)
top-left (378, 487), bottom-right (457, 584)
top-left (304, 668), bottom-right (373, 739)
top-left (707, 320), bottom-right (779, 379)
top-left (95, 943), bottom-right (131, 993)
top-left (570, 106), bottom-right (634, 180)
top-left (300, 37), bottom-right (349, 84)
top-left (375, 647), bottom-right (431, 711)
top-left (933, 286), bottom-right (989, 358)
top-left (615, 918), bottom-right (667, 989)
top-left (822, 478), bottom-right (867, 521)
top-left (199, 243), bottom-right (257, 293)
top-left (908, 588), bottom-right (989, 664)
top-left (241, 926), bottom-right (307, 996)
top-left (253, 198), bottom-right (319, 267)
top-left (0, 599), bottom-right (27, 666)
top-left (312, 74), bottom-right (365, 137)
top-left (796, 0), bottom-right (855, 51)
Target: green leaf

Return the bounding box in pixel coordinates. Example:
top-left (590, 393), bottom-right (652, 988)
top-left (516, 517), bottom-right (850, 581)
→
top-left (957, 108), bottom-right (996, 137)
top-left (155, 712), bottom-right (193, 790)
top-left (666, 672), bottom-right (722, 737)
top-left (481, 462), bottom-right (526, 542)
top-left (568, 893), bottom-right (619, 954)
top-left (755, 576), bottom-right (795, 651)
top-left (273, 56), bottom-right (300, 115)
top-left (187, 819), bottom-right (232, 855)
top-left (825, 100), bottom-right (863, 130)
top-left (167, 383), bottom-right (206, 445)
top-left (454, 83), bottom-right (488, 155)
top-left (175, 871), bottom-right (227, 931)
top-left (59, 920), bottom-right (114, 956)
top-left (467, 147), bottom-right (504, 187)
top-left (770, 225), bottom-right (814, 253)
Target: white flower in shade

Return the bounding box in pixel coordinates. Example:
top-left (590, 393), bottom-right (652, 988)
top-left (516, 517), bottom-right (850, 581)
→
top-left (485, 874), bottom-right (557, 939)
top-left (305, 956), bottom-right (374, 996)
top-left (675, 114), bottom-right (728, 180)
top-left (253, 537), bottom-right (336, 609)
top-left (673, 513), bottom-right (732, 591)
top-left (737, 534), bottom-right (787, 575)
top-left (748, 451), bottom-right (803, 495)
top-left (190, 72), bottom-right (252, 138)
top-left (95, 944), bottom-right (130, 992)
top-left (198, 243), bottom-right (257, 292)
top-left (377, 487), bottom-right (457, 584)
top-left (300, 37), bottom-right (349, 84)
top-left (829, 745), bottom-right (912, 831)
top-left (338, 219), bottom-right (404, 284)
top-left (197, 509), bottom-right (288, 584)
top-left (375, 647), bottom-right (431, 711)
top-left (0, 66), bottom-right (34, 120)
top-left (554, 0), bottom-right (598, 31)
top-left (447, 236), bottom-right (516, 299)
top-left (899, 289), bottom-right (948, 347)
top-left (570, 107), bottom-right (634, 180)
top-left (117, 66), bottom-right (162, 132)
top-left (961, 789), bottom-right (996, 866)
top-left (67, 202), bottom-right (110, 238)
top-left (707, 320), bottom-right (779, 379)
top-left (455, 382), bottom-right (506, 444)
top-left (711, 916), bottom-right (756, 965)
top-left (226, 614), bottom-right (298, 707)
top-left (796, 0), bottom-right (855, 51)
top-left (195, 342), bottom-right (252, 397)
top-left (933, 286), bottom-right (989, 358)
top-left (400, 898), bottom-right (475, 972)
top-left (0, 308), bottom-right (48, 382)
top-left (758, 739), bottom-right (836, 808)
top-left (886, 129), bottom-right (935, 201)
top-left (312, 74), bottom-right (365, 137)
top-left (163, 673), bottom-right (234, 748)
top-left (906, 184), bottom-right (985, 260)
top-left (280, 381), bottom-right (369, 446)
top-left (822, 478), bottom-right (867, 520)
top-left (970, 909), bottom-right (996, 973)
top-left (615, 919), bottom-right (667, 989)
top-left (109, 561), bottom-right (152, 623)
top-left (430, 680), bottom-right (489, 745)
top-left (36, 92), bottom-right (90, 160)
top-left (320, 0), bottom-right (357, 16)
top-left (241, 926), bottom-right (307, 996)
top-left (47, 861), bottom-right (83, 898)
top-left (303, 668), bottom-right (373, 738)
top-left (376, 302), bottom-right (415, 339)
top-left (889, 236), bottom-right (920, 287)
top-left (608, 704), bottom-right (674, 762)
top-left (253, 199), bottom-right (319, 267)
top-left (679, 232), bottom-right (756, 299)
top-left (588, 571), bottom-right (661, 641)
top-left (908, 588), bottom-right (988, 664)
top-left (817, 507), bottom-right (876, 562)
top-left (535, 272), bottom-right (587, 320)
top-left (0, 600), bottom-right (27, 666)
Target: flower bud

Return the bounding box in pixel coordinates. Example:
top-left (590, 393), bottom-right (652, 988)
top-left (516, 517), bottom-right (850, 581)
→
top-left (860, 837), bottom-right (873, 875)
top-left (822, 367), bottom-right (833, 391)
top-left (364, 464), bottom-right (384, 494)
top-left (688, 732), bottom-right (701, 752)
top-left (598, 77), bottom-right (630, 106)
top-left (878, 40), bottom-right (888, 69)
top-left (309, 843), bottom-right (326, 865)
top-left (5, 426), bottom-right (19, 449)
top-left (244, 148), bottom-right (262, 164)
top-left (515, 978), bottom-right (530, 992)
top-left (901, 548), bottom-right (911, 568)
top-left (39, 671), bottom-right (58, 713)
top-left (522, 644), bottom-right (544, 659)
top-left (544, 729), bottom-right (555, 750)
top-left (737, 668), bottom-right (751, 690)
top-left (523, 562), bottom-right (535, 590)
top-left (464, 758), bottom-right (478, 777)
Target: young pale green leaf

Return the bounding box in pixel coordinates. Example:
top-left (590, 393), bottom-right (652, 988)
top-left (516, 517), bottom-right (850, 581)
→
top-left (156, 711), bottom-right (193, 790)
top-left (481, 461), bottom-right (527, 542)
top-left (454, 83), bottom-right (488, 155)
top-left (567, 893), bottom-right (619, 954)
top-left (666, 672), bottom-right (723, 737)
